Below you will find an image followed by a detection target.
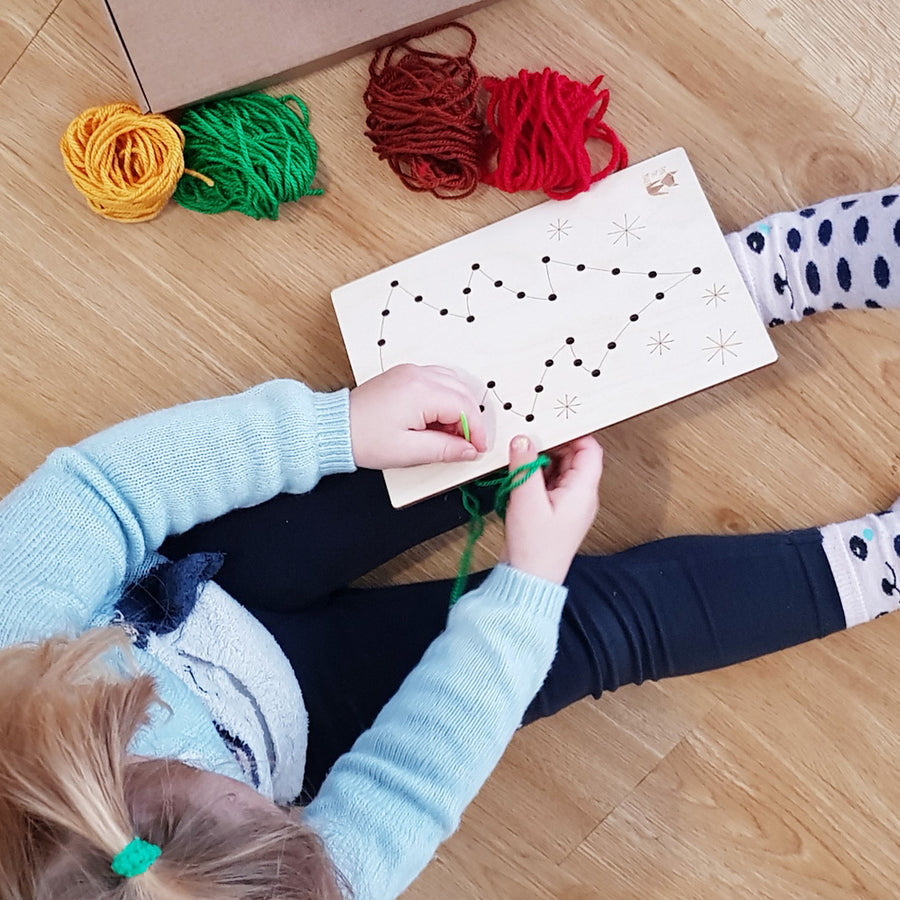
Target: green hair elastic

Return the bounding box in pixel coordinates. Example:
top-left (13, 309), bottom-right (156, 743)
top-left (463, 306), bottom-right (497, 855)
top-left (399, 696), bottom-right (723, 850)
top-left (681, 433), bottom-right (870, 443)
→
top-left (111, 837), bottom-right (161, 878)
top-left (449, 454), bottom-right (551, 606)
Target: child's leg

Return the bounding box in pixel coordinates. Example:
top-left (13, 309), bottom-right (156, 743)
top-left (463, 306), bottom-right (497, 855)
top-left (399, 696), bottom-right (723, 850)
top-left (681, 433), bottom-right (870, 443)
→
top-left (725, 188), bottom-right (899, 326)
top-left (530, 499), bottom-right (900, 719)
top-left (254, 502), bottom-right (899, 800)
top-left (160, 467), bottom-right (485, 612)
top-left (529, 499), bottom-right (900, 719)
top-left (249, 574), bottom-right (489, 802)
top-left (524, 527), bottom-right (843, 721)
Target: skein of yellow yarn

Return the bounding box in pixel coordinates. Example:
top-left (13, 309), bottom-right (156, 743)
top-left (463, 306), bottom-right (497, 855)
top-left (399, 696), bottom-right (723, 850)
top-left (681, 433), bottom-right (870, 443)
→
top-left (60, 102), bottom-right (186, 223)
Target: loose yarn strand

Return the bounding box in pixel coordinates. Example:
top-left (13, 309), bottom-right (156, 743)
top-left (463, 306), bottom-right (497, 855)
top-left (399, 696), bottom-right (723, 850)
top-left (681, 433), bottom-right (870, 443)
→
top-left (480, 68), bottom-right (628, 200)
top-left (364, 23), bottom-right (483, 199)
top-left (173, 93), bottom-right (323, 219)
top-left (449, 489), bottom-right (487, 607)
top-left (60, 103), bottom-right (185, 222)
top-left (449, 454), bottom-right (551, 606)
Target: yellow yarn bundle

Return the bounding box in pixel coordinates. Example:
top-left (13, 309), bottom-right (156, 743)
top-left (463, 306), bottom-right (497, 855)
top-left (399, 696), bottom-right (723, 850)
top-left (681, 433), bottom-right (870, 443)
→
top-left (60, 103), bottom-right (186, 223)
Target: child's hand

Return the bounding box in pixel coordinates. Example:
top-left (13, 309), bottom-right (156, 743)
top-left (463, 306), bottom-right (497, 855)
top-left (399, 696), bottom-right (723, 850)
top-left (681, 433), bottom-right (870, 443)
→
top-left (502, 434), bottom-right (603, 584)
top-left (349, 364), bottom-right (488, 469)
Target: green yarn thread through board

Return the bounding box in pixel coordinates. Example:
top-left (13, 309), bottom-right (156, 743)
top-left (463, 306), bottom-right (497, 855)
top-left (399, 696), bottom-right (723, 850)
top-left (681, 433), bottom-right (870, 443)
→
top-left (174, 93), bottom-right (323, 220)
top-left (450, 454), bottom-right (551, 606)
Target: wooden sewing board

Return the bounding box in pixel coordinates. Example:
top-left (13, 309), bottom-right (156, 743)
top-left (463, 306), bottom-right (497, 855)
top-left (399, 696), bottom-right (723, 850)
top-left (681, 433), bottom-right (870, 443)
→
top-left (333, 148), bottom-right (777, 507)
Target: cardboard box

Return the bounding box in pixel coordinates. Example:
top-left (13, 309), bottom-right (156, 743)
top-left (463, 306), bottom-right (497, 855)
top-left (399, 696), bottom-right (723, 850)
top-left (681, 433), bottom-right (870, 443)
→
top-left (102, 0), bottom-right (493, 113)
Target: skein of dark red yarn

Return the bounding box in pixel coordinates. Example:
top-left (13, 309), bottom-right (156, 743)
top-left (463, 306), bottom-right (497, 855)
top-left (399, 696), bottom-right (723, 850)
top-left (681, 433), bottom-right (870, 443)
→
top-left (364, 23), bottom-right (483, 199)
top-left (480, 68), bottom-right (628, 200)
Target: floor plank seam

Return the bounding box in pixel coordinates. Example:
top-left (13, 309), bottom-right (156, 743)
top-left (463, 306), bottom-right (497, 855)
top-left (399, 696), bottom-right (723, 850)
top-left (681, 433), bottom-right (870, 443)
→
top-left (554, 716), bottom-right (717, 869)
top-left (0, 0), bottom-right (64, 91)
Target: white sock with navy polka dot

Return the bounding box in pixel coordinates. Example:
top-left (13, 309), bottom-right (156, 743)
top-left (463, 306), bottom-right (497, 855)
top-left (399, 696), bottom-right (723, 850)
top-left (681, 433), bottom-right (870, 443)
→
top-left (820, 501), bottom-right (900, 627)
top-left (725, 188), bottom-right (899, 327)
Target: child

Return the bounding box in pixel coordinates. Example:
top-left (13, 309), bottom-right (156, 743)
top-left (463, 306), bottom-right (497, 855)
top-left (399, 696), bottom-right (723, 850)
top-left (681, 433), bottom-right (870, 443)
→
top-left (0, 187), bottom-right (897, 900)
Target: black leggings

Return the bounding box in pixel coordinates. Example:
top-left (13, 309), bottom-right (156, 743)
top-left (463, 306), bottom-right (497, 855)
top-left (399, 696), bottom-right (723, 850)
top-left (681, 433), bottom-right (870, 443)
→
top-left (161, 467), bottom-right (845, 800)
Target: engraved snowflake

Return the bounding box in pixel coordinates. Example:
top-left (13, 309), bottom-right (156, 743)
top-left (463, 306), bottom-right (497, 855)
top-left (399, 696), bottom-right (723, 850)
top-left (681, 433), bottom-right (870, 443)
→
top-left (608, 213), bottom-right (646, 247)
top-left (547, 218), bottom-right (572, 241)
top-left (703, 329), bottom-right (743, 364)
top-left (647, 331), bottom-right (674, 356)
top-left (702, 283), bottom-right (729, 308)
top-left (554, 394), bottom-right (581, 418)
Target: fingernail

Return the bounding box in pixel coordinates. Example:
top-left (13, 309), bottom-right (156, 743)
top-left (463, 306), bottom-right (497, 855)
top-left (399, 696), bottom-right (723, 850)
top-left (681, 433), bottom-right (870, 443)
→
top-left (511, 435), bottom-right (530, 452)
top-left (461, 446), bottom-right (477, 460)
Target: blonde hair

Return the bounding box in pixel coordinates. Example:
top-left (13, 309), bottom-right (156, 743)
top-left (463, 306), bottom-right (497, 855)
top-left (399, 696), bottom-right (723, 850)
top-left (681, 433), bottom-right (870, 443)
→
top-left (0, 628), bottom-right (347, 899)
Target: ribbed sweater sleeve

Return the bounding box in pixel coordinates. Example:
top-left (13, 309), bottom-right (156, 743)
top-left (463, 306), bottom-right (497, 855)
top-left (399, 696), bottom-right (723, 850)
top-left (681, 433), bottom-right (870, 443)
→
top-left (304, 564), bottom-right (566, 900)
top-left (0, 381), bottom-right (354, 645)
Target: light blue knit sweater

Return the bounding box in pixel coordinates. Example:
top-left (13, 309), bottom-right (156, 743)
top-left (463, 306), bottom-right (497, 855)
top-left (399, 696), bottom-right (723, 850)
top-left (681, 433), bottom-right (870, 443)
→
top-left (0, 380), bottom-right (566, 900)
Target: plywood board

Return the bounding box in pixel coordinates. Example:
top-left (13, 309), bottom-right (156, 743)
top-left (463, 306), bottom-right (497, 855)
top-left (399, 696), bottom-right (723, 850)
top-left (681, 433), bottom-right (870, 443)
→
top-left (333, 148), bottom-right (777, 506)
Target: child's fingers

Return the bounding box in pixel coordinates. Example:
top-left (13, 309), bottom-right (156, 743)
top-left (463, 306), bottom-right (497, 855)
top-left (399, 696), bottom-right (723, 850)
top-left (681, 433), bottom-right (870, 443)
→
top-left (427, 368), bottom-right (489, 452)
top-left (419, 380), bottom-right (488, 452)
top-left (508, 433), bottom-right (537, 468)
top-left (506, 434), bottom-right (547, 510)
top-left (397, 429), bottom-right (479, 466)
top-left (544, 441), bottom-right (577, 487)
top-left (551, 436), bottom-right (604, 496)
top-left (458, 407), bottom-right (488, 452)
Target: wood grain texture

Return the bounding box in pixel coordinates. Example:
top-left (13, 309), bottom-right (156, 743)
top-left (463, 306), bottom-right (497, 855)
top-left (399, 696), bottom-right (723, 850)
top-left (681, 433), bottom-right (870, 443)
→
top-left (0, 0), bottom-right (59, 83)
top-left (724, 0), bottom-right (900, 158)
top-left (0, 0), bottom-right (898, 895)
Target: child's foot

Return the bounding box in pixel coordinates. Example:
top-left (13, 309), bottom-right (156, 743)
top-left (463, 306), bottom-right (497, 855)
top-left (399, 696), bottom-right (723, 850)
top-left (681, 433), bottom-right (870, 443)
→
top-left (726, 188), bottom-right (899, 327)
top-left (820, 503), bottom-right (900, 626)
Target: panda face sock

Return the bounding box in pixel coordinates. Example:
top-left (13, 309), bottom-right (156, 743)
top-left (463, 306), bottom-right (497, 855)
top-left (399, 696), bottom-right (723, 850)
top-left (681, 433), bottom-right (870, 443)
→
top-left (725, 189), bottom-right (899, 327)
top-left (820, 505), bottom-right (900, 627)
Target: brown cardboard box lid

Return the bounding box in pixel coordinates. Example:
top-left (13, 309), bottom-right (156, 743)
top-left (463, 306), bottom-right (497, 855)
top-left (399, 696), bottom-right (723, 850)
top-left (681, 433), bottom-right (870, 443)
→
top-left (103, 0), bottom-right (491, 112)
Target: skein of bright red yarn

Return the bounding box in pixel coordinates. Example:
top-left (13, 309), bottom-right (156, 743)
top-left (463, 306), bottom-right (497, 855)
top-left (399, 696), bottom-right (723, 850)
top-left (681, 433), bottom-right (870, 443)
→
top-left (480, 68), bottom-right (628, 200)
top-left (363, 23), bottom-right (483, 199)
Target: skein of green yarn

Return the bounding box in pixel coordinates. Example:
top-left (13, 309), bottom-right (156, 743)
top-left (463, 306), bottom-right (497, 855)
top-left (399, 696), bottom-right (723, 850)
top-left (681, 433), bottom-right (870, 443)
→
top-left (173, 93), bottom-right (323, 219)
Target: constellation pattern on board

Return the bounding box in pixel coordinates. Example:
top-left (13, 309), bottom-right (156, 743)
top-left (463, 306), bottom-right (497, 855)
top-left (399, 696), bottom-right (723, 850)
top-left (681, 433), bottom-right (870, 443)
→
top-left (704, 328), bottom-right (743, 364)
top-left (373, 254), bottom-right (716, 422)
top-left (647, 331), bottom-right (674, 356)
top-left (547, 218), bottom-right (572, 241)
top-left (608, 213), bottom-right (646, 247)
top-left (554, 394), bottom-right (581, 419)
top-left (703, 283), bottom-right (729, 307)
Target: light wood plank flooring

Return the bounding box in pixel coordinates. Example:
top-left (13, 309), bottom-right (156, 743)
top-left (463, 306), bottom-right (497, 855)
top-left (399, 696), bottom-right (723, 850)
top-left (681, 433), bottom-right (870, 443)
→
top-left (1, 0), bottom-right (898, 896)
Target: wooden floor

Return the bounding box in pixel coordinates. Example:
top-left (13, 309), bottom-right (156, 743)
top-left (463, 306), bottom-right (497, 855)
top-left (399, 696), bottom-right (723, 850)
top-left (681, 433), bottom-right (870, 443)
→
top-left (2, 0), bottom-right (899, 896)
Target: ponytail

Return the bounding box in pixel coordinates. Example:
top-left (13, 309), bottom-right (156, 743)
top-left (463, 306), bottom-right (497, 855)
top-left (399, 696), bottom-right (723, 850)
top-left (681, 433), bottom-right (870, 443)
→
top-left (0, 629), bottom-right (346, 899)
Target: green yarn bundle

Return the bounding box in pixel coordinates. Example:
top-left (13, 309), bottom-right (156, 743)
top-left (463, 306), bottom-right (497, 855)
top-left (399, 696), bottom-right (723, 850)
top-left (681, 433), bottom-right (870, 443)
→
top-left (174, 93), bottom-right (323, 220)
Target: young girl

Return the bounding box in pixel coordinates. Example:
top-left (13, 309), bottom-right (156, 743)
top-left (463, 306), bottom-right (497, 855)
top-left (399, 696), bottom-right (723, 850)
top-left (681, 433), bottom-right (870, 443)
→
top-left (0, 186), bottom-right (897, 900)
